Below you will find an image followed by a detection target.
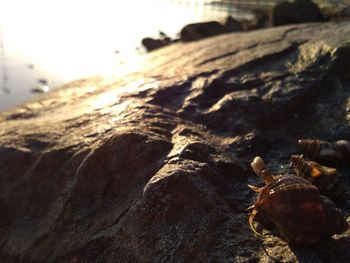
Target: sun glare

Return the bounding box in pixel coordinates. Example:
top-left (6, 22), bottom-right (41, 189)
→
top-left (0, 0), bottom-right (228, 82)
top-left (0, 1), bottom-right (162, 79)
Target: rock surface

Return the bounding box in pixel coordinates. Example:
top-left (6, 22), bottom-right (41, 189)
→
top-left (1, 22), bottom-right (350, 262)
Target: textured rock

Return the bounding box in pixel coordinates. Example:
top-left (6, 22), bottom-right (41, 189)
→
top-left (1, 22), bottom-right (350, 262)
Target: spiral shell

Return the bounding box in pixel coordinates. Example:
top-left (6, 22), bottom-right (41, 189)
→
top-left (250, 156), bottom-right (277, 184)
top-left (290, 154), bottom-right (347, 200)
top-left (249, 156), bottom-right (348, 244)
top-left (298, 139), bottom-right (350, 165)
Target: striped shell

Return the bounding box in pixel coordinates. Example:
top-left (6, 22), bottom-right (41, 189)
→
top-left (249, 156), bottom-right (348, 244)
top-left (298, 139), bottom-right (350, 165)
top-left (290, 154), bottom-right (347, 200)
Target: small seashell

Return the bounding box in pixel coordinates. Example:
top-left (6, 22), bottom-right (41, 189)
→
top-left (250, 156), bottom-right (277, 184)
top-left (248, 156), bottom-right (348, 244)
top-left (298, 139), bottom-right (350, 165)
top-left (290, 154), bottom-right (348, 200)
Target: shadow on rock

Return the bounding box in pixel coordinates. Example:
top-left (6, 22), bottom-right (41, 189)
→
top-left (67, 129), bottom-right (173, 216)
top-left (286, 236), bottom-right (350, 263)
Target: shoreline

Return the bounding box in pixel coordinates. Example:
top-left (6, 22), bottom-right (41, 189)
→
top-left (0, 0), bottom-right (348, 112)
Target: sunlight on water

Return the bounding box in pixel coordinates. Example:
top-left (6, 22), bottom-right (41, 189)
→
top-left (0, 0), bottom-right (230, 78)
top-left (0, 0), bottom-right (237, 111)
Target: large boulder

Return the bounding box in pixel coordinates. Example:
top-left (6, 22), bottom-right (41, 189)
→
top-left (1, 22), bottom-right (350, 262)
top-left (273, 0), bottom-right (324, 26)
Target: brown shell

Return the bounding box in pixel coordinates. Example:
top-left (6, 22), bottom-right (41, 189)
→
top-left (290, 154), bottom-right (347, 200)
top-left (249, 157), bottom-right (348, 244)
top-left (298, 139), bottom-right (350, 165)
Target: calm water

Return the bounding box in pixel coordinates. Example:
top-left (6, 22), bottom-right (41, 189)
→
top-left (0, 0), bottom-right (251, 111)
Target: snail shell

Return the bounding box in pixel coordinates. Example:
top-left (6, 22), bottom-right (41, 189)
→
top-left (298, 139), bottom-right (350, 165)
top-left (290, 154), bottom-right (347, 200)
top-left (250, 156), bottom-right (277, 184)
top-left (249, 157), bottom-right (348, 244)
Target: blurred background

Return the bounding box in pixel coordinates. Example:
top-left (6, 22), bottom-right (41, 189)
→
top-left (0, 0), bottom-right (346, 111)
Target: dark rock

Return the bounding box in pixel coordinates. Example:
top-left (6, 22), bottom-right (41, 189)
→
top-left (180, 16), bottom-right (242, 42)
top-left (142, 37), bottom-right (172, 52)
top-left (329, 46), bottom-right (350, 80)
top-left (273, 0), bottom-right (324, 26)
top-left (180, 21), bottom-right (225, 42)
top-left (37, 78), bottom-right (49, 85)
top-left (1, 22), bottom-right (350, 262)
top-left (240, 15), bottom-right (269, 31)
top-left (223, 16), bottom-right (243, 32)
top-left (255, 13), bottom-right (270, 29)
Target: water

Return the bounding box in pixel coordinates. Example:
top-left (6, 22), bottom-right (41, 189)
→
top-left (0, 0), bottom-right (252, 112)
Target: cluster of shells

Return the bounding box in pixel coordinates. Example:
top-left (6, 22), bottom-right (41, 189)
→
top-left (248, 139), bottom-right (350, 244)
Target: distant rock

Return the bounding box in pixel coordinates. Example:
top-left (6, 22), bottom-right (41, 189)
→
top-left (30, 85), bottom-right (49, 93)
top-left (313, 0), bottom-right (350, 18)
top-left (37, 78), bottom-right (49, 85)
top-left (141, 37), bottom-right (172, 52)
top-left (180, 21), bottom-right (224, 42)
top-left (180, 16), bottom-right (242, 42)
top-left (273, 0), bottom-right (324, 26)
top-left (1, 22), bottom-right (350, 262)
top-left (141, 31), bottom-right (175, 52)
top-left (143, 16), bottom-right (242, 52)
top-left (223, 16), bottom-right (243, 32)
top-left (241, 13), bottom-right (270, 31)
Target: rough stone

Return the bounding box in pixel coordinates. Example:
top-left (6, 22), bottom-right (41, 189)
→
top-left (1, 22), bottom-right (350, 262)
